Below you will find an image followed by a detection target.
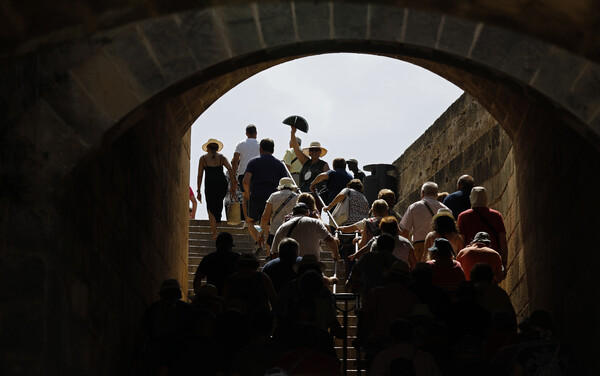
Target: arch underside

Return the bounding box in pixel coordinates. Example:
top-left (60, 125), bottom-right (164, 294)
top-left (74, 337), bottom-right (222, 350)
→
top-left (2, 2), bottom-right (600, 374)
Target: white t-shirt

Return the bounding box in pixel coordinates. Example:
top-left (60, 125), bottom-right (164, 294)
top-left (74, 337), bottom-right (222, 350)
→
top-left (272, 215), bottom-right (331, 260)
top-left (234, 138), bottom-right (260, 177)
top-left (266, 190), bottom-right (299, 235)
top-left (399, 196), bottom-right (448, 242)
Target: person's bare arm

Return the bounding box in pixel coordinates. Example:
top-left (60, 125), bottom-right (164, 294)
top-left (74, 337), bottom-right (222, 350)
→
top-left (338, 223), bottom-right (359, 234)
top-left (189, 194), bottom-right (197, 219)
top-left (290, 127), bottom-right (309, 165)
top-left (196, 156), bottom-right (205, 202)
top-left (222, 155), bottom-right (237, 194)
top-left (310, 172), bottom-right (329, 191)
top-left (324, 235), bottom-right (340, 261)
top-left (231, 152), bottom-right (240, 177)
top-left (348, 243), bottom-right (370, 261)
top-left (324, 191), bottom-right (346, 212)
top-left (400, 228), bottom-right (410, 239)
top-left (322, 162), bottom-right (330, 172)
top-left (243, 172), bottom-right (252, 201)
top-left (258, 203), bottom-right (273, 247)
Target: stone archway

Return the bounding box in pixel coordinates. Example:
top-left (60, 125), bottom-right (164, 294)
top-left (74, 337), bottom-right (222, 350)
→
top-left (2, 1), bottom-right (599, 374)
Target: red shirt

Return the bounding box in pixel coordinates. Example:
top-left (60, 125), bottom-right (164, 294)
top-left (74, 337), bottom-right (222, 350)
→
top-left (457, 207), bottom-right (506, 253)
top-left (427, 260), bottom-right (465, 293)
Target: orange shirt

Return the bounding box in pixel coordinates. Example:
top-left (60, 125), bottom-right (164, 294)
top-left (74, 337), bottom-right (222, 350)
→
top-left (456, 243), bottom-right (503, 282)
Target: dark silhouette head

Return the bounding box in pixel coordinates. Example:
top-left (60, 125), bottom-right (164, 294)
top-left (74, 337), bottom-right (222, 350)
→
top-left (376, 233), bottom-right (396, 252)
top-left (278, 237), bottom-right (299, 263)
top-left (470, 263), bottom-right (494, 283)
top-left (216, 232), bottom-right (235, 251)
top-left (246, 124), bottom-right (257, 137)
top-left (259, 138), bottom-right (275, 154)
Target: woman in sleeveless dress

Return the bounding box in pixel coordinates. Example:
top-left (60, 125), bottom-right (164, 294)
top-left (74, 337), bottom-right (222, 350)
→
top-left (197, 138), bottom-right (236, 239)
top-left (289, 126), bottom-right (330, 193)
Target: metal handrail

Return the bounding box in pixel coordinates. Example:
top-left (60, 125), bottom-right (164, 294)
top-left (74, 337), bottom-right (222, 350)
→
top-left (333, 292), bottom-right (361, 376)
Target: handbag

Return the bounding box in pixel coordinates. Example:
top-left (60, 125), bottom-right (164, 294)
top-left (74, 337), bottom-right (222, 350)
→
top-left (227, 200), bottom-right (242, 225)
top-left (330, 191), bottom-right (350, 226)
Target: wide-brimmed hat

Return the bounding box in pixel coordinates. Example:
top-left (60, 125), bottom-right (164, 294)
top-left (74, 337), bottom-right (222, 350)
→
top-left (293, 254), bottom-right (326, 273)
top-left (277, 177), bottom-right (297, 191)
top-left (303, 141), bottom-right (327, 157)
top-left (283, 115), bottom-right (309, 133)
top-left (202, 138), bottom-right (224, 152)
top-left (471, 232), bottom-right (492, 245)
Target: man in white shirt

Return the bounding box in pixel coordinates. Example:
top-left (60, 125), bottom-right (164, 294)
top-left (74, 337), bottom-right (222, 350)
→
top-left (231, 124), bottom-right (260, 221)
top-left (283, 136), bottom-right (303, 185)
top-left (400, 181), bottom-right (449, 262)
top-left (271, 203), bottom-right (340, 261)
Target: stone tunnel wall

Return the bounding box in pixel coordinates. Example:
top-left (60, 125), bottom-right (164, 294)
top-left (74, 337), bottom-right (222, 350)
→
top-left (53, 97), bottom-right (192, 374)
top-left (391, 93), bottom-right (527, 318)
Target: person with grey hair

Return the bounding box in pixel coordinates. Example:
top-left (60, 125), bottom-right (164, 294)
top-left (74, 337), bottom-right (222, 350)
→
top-left (283, 136), bottom-right (303, 185)
top-left (399, 181), bottom-right (449, 262)
top-left (457, 186), bottom-right (508, 270)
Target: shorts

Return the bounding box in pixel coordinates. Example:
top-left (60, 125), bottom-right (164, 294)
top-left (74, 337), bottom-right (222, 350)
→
top-left (248, 195), bottom-right (267, 221)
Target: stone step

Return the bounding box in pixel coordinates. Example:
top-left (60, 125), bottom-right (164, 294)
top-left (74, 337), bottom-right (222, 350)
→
top-left (189, 238), bottom-right (256, 247)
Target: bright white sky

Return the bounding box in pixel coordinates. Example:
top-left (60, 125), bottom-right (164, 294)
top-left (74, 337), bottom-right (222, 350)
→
top-left (190, 53), bottom-right (463, 219)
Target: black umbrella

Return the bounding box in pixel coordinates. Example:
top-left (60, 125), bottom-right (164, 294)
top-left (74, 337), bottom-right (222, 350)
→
top-left (282, 115), bottom-right (309, 133)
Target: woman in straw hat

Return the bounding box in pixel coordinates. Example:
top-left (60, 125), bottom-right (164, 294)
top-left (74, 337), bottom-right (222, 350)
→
top-left (290, 126), bottom-right (330, 192)
top-left (197, 138), bottom-right (236, 239)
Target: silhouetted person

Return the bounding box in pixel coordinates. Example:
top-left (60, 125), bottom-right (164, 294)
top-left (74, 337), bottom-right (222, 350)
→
top-left (347, 158), bottom-right (366, 182)
top-left (359, 261), bottom-right (420, 366)
top-left (222, 252), bottom-right (277, 315)
top-left (443, 174), bottom-right (475, 219)
top-left (159, 309), bottom-right (225, 376)
top-left (261, 237), bottom-right (302, 293)
top-left (231, 312), bottom-right (288, 376)
top-left (193, 232), bottom-right (240, 296)
top-left (369, 319), bottom-right (441, 376)
top-left (350, 233), bottom-right (399, 299)
top-left (470, 263), bottom-right (515, 316)
top-left (442, 281), bottom-right (491, 346)
top-left (140, 279), bottom-right (194, 374)
top-left (408, 263), bottom-right (452, 321)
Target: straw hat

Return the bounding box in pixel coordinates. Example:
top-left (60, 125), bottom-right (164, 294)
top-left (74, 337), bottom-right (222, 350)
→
top-left (303, 141), bottom-right (328, 157)
top-left (202, 138), bottom-right (224, 152)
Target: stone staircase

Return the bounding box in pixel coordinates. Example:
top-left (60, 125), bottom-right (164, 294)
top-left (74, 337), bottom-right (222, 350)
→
top-left (188, 219), bottom-right (363, 375)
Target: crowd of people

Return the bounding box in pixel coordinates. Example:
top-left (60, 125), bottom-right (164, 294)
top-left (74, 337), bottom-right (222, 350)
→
top-left (144, 125), bottom-right (573, 375)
